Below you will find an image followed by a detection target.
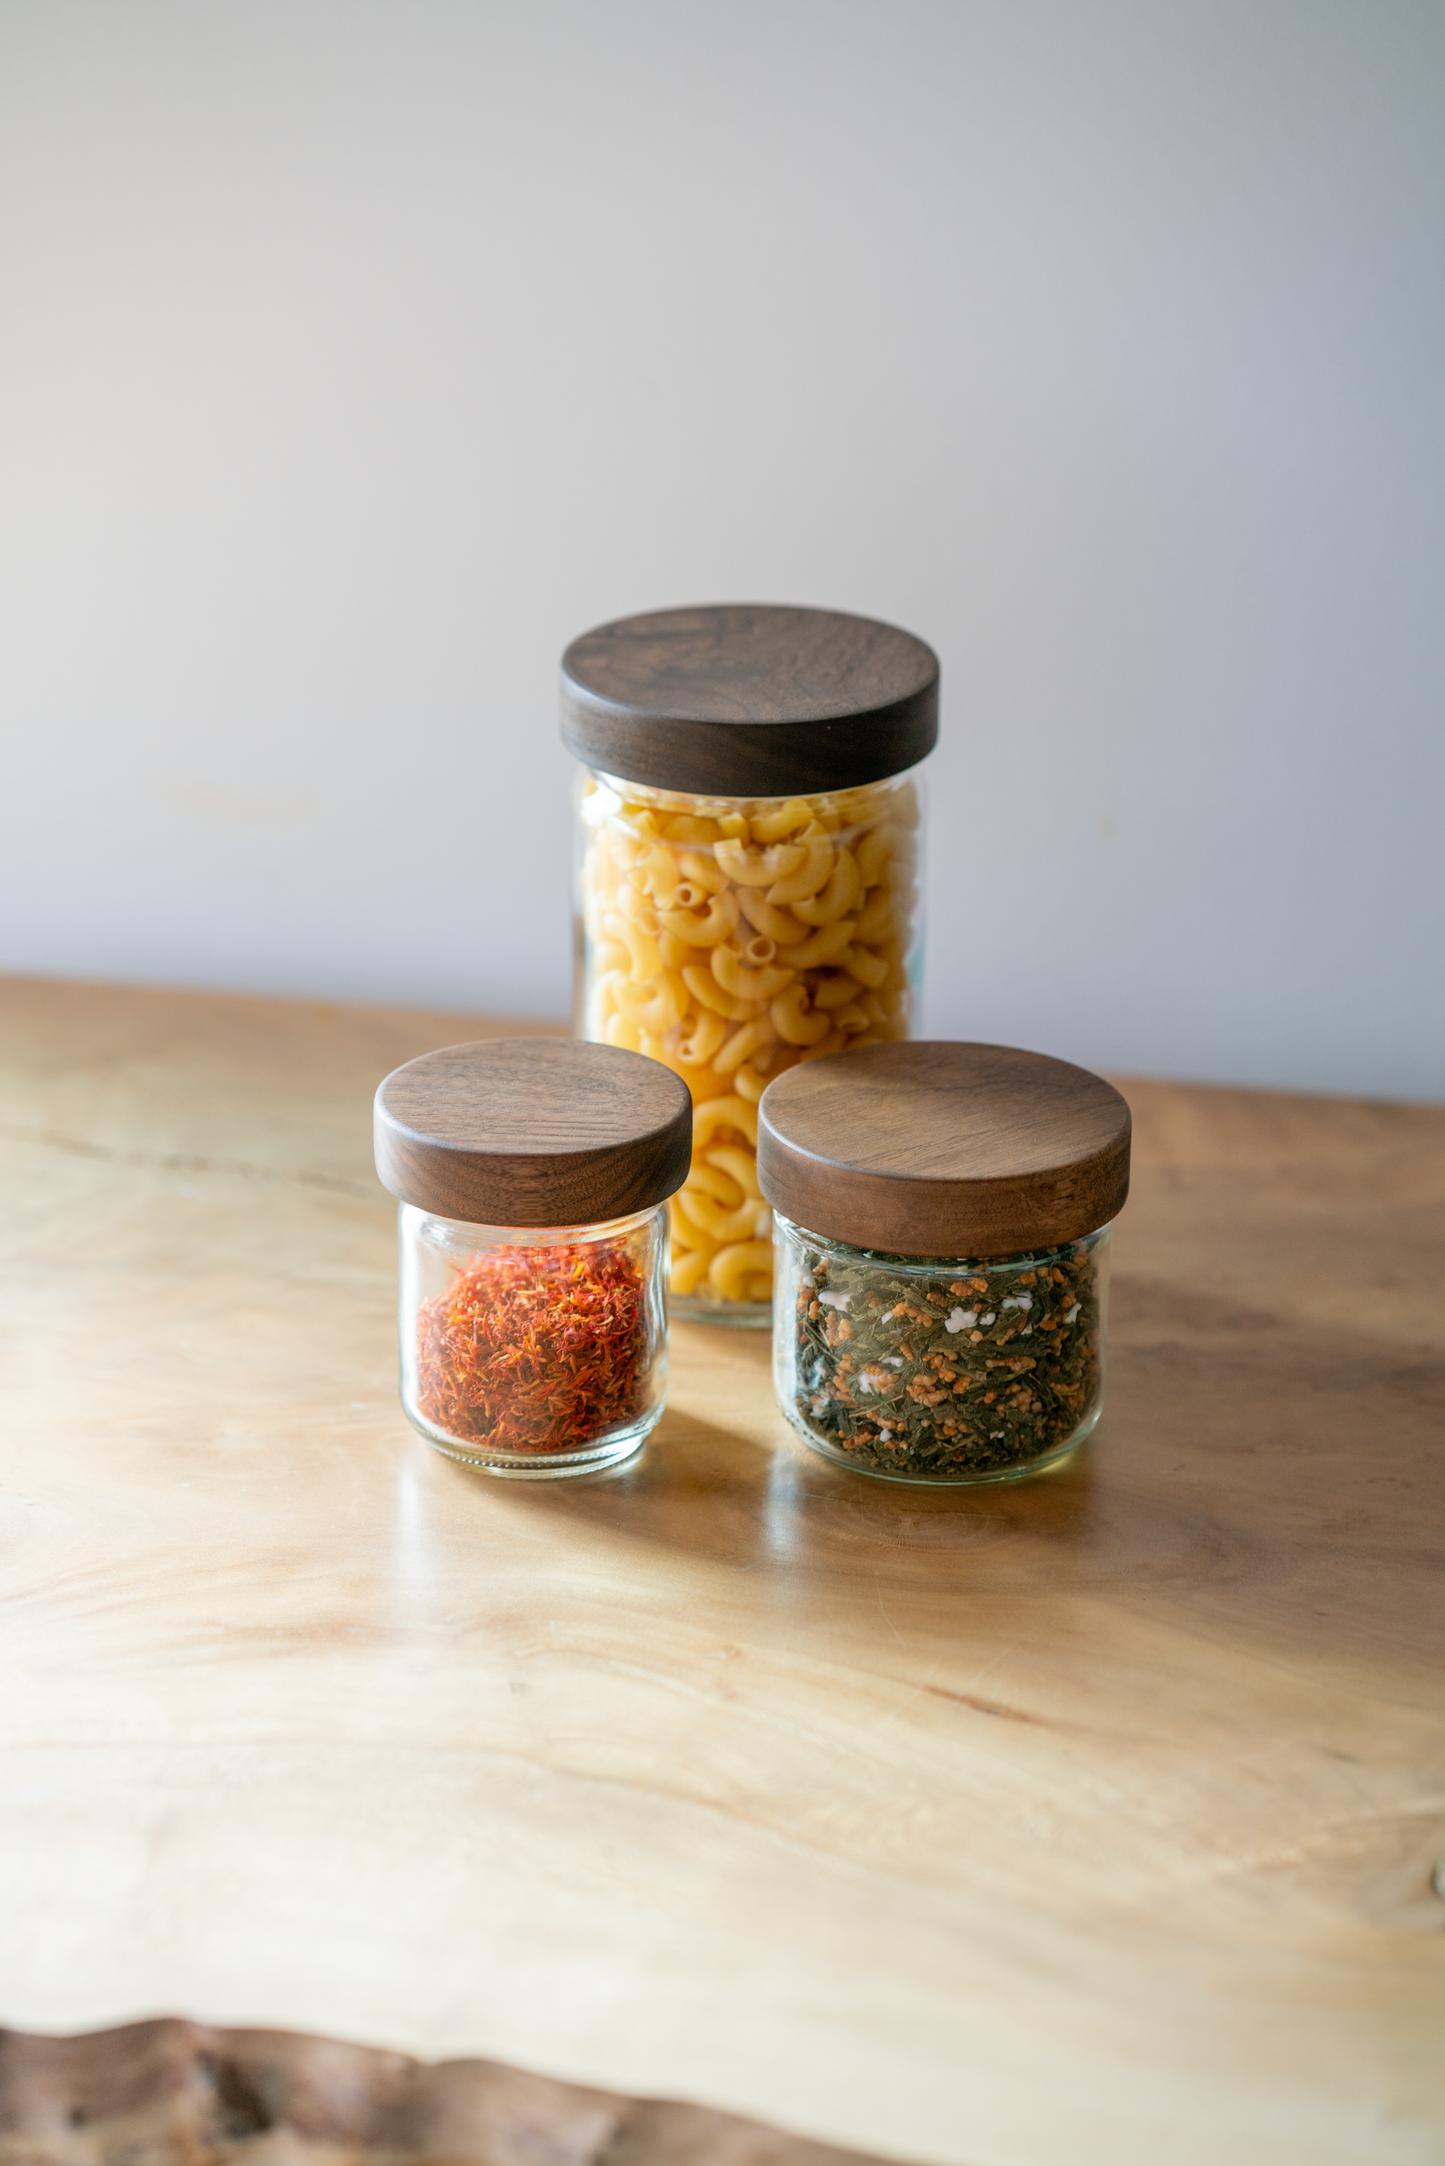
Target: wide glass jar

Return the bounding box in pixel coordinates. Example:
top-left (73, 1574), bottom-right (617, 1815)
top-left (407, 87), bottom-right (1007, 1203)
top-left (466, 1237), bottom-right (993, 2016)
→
top-left (772, 1217), bottom-right (1111, 1483)
top-left (374, 1039), bottom-right (690, 1478)
top-left (562, 604), bottom-right (939, 1327)
top-left (758, 1042), bottom-right (1131, 1485)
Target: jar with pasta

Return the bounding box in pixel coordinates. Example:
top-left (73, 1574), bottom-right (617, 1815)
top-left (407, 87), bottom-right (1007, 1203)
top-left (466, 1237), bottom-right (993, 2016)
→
top-left (561, 604), bottom-right (938, 1326)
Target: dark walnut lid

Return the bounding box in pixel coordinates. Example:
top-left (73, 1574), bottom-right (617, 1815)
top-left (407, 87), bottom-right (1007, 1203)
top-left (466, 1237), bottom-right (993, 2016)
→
top-left (374, 1039), bottom-right (692, 1227)
top-left (756, 1041), bottom-right (1131, 1258)
top-left (560, 603), bottom-right (939, 797)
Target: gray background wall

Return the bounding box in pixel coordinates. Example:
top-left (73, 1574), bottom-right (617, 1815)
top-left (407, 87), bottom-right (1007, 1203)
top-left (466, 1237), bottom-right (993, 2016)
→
top-left (2, 0), bottom-right (1441, 1097)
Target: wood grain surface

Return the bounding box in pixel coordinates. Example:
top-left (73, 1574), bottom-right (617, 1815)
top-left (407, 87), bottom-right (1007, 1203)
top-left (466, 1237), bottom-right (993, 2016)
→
top-left (1, 976), bottom-right (1443, 2166)
top-left (374, 1039), bottom-right (692, 1225)
top-left (756, 1042), bottom-right (1132, 1255)
top-left (559, 605), bottom-right (940, 796)
top-left (0, 2018), bottom-right (887, 2166)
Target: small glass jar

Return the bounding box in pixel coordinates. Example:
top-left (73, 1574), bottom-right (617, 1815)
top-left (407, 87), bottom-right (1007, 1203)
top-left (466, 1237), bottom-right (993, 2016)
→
top-left (397, 1203), bottom-right (668, 1477)
top-left (758, 1042), bottom-right (1131, 1486)
top-left (374, 1039), bottom-right (691, 1478)
top-left (772, 1217), bottom-right (1111, 1483)
top-left (561, 604), bottom-right (939, 1328)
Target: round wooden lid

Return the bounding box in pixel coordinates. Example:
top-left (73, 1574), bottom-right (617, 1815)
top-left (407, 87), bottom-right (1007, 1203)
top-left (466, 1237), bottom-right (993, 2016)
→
top-left (756, 1042), bottom-right (1131, 1258)
top-left (560, 603), bottom-right (939, 796)
top-left (374, 1039), bottom-right (692, 1227)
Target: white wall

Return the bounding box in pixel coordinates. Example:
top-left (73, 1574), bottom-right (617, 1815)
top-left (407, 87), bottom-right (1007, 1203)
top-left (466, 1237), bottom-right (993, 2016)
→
top-left (2, 0), bottom-right (1441, 1098)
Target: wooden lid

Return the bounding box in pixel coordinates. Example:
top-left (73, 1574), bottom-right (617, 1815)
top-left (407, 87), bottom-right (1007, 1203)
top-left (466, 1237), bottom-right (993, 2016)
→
top-left (374, 1040), bottom-right (692, 1227)
top-left (560, 604), bottom-right (939, 796)
top-left (756, 1042), bottom-right (1131, 1258)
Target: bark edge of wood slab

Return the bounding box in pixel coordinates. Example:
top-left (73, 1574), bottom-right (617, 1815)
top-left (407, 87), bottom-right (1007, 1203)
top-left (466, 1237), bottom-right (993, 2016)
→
top-left (0, 2020), bottom-right (900, 2166)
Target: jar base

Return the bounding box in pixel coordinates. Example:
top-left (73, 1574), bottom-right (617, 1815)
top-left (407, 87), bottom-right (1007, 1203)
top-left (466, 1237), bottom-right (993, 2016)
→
top-left (784, 1404), bottom-right (1101, 1487)
top-left (670, 1293), bottom-right (772, 1330)
top-left (403, 1404), bottom-right (656, 1479)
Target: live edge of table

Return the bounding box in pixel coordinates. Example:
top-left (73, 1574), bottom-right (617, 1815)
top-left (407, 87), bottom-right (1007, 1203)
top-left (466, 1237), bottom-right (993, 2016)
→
top-left (1, 977), bottom-right (1442, 2166)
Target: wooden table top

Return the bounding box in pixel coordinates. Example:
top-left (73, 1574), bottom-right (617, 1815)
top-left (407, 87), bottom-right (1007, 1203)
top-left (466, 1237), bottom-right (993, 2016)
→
top-left (2, 977), bottom-right (1442, 2166)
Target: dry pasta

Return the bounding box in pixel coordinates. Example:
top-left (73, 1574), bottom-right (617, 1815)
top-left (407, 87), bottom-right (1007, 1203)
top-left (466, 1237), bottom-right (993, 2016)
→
top-left (578, 774), bottom-right (921, 1311)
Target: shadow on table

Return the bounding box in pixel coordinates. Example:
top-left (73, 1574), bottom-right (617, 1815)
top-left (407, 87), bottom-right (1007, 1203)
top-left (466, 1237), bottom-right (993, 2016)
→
top-left (461, 1275), bottom-right (1445, 1676)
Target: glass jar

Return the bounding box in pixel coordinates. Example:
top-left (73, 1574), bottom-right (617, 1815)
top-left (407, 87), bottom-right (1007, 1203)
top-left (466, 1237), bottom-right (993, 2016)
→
top-left (757, 1041), bottom-right (1131, 1486)
top-left (398, 1202), bottom-right (667, 1477)
top-left (772, 1216), bottom-right (1111, 1484)
top-left (374, 1039), bottom-right (691, 1478)
top-left (561, 604), bottom-right (939, 1327)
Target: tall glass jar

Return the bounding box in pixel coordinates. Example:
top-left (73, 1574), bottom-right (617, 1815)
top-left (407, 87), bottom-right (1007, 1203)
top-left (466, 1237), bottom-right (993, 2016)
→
top-left (757, 1041), bottom-right (1132, 1485)
top-left (374, 1039), bottom-right (691, 1478)
top-left (562, 605), bottom-right (939, 1327)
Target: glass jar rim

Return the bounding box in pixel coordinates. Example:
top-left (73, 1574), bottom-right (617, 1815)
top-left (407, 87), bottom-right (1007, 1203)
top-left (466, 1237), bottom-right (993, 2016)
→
top-left (772, 1209), bottom-right (1110, 1275)
top-left (582, 765), bottom-right (926, 818)
top-left (402, 1200), bottom-right (664, 1247)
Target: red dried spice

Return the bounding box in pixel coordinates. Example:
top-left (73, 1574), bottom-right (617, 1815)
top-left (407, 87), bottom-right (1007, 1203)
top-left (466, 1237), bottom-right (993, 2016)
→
top-left (416, 1241), bottom-right (649, 1453)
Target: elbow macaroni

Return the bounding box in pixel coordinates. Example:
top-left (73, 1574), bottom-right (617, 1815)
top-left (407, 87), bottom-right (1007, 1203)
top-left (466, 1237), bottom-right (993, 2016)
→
top-left (579, 773), bottom-right (921, 1308)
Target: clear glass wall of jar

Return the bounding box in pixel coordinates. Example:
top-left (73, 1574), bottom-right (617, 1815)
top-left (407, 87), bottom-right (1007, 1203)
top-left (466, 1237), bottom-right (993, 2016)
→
top-left (398, 1202), bottom-right (668, 1477)
top-left (562, 605), bottom-right (940, 1328)
top-left (772, 1213), bottom-right (1111, 1485)
top-left (374, 1038), bottom-right (692, 1480)
top-left (575, 769), bottom-right (925, 1325)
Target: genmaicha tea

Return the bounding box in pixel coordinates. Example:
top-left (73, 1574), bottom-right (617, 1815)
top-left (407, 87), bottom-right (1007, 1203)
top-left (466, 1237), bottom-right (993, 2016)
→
top-left (756, 1042), bottom-right (1131, 1485)
top-left (783, 1239), bottom-right (1107, 1479)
